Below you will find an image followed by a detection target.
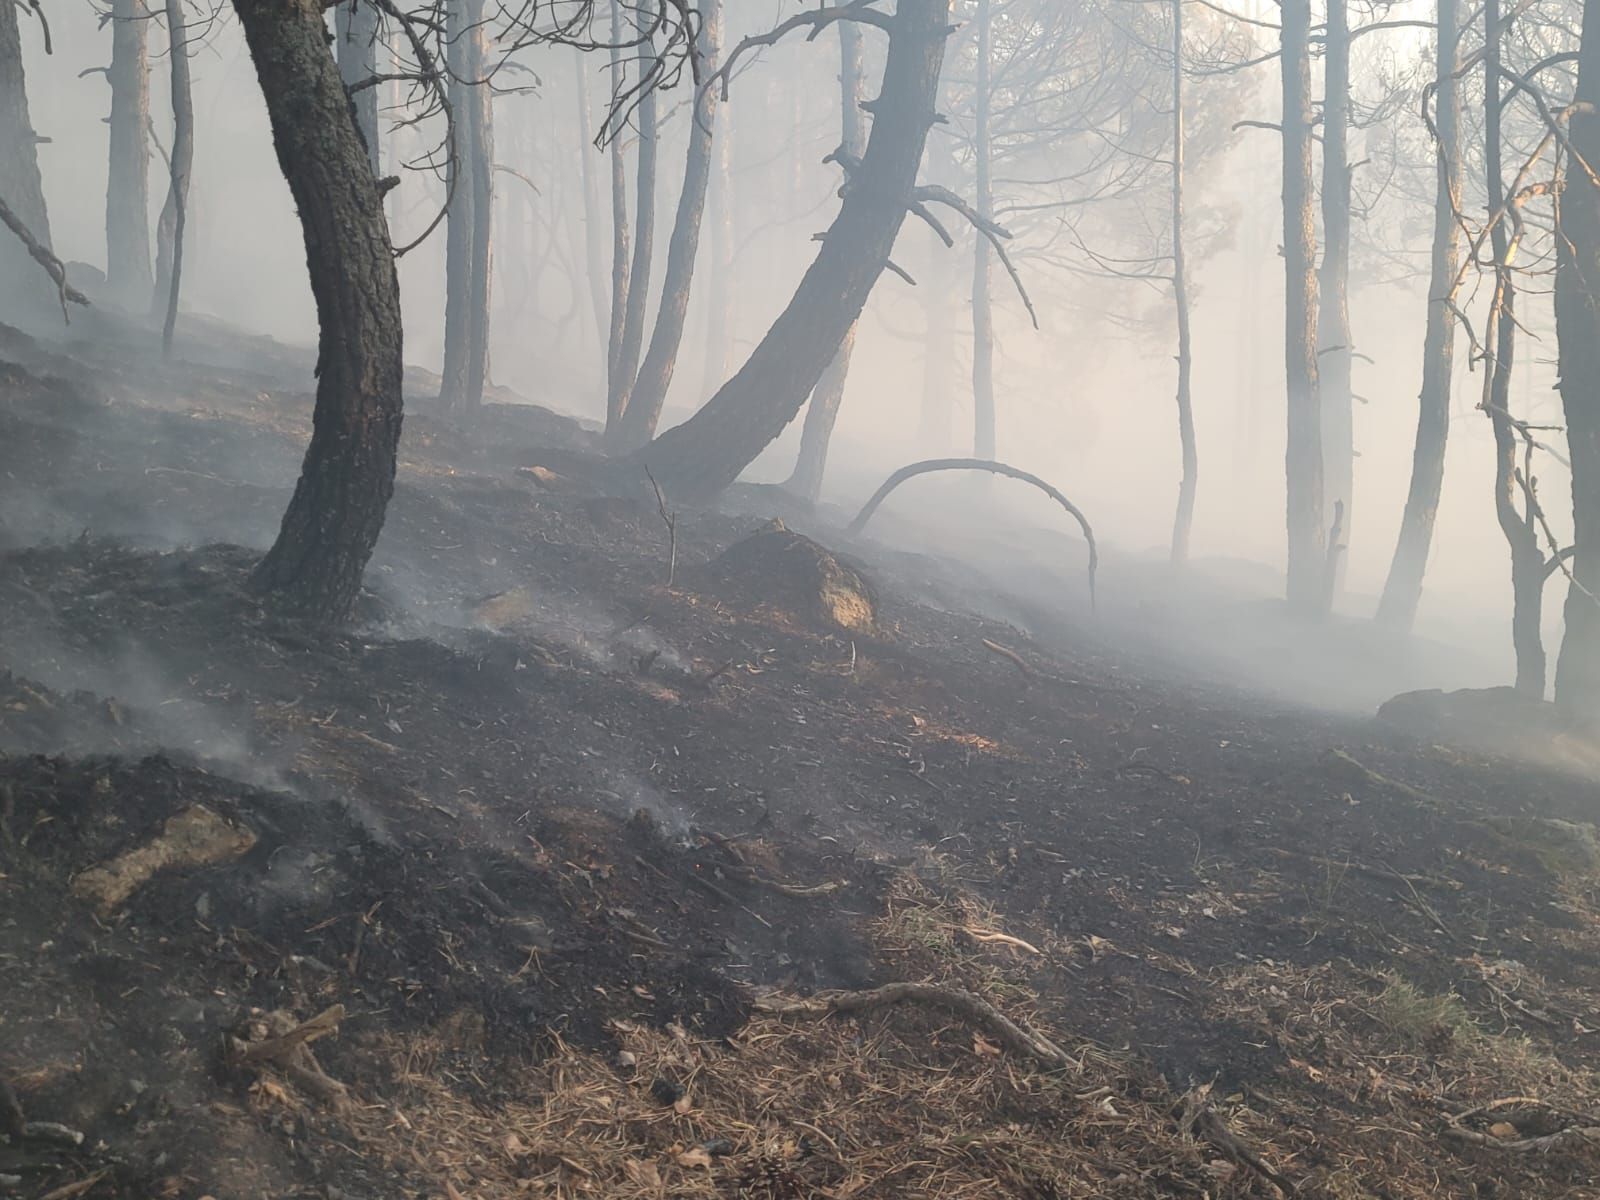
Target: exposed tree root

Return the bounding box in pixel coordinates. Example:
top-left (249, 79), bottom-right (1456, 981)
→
top-left (753, 981), bottom-right (1075, 1069)
top-left (847, 459), bottom-right (1098, 607)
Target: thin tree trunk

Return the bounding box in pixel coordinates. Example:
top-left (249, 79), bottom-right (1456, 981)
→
top-left (576, 53), bottom-right (608, 354)
top-left (1554, 0), bottom-right (1600, 711)
top-left (607, 34), bottom-right (659, 444)
top-left (463, 0), bottom-right (493, 410)
top-left (232, 0), bottom-right (404, 620)
top-left (605, 0), bottom-right (632, 428)
top-left (635, 0), bottom-right (952, 502)
top-left (1169, 0), bottom-right (1196, 565)
top-left (1280, 0), bottom-right (1325, 612)
top-left (786, 17), bottom-right (868, 502)
top-left (617, 0), bottom-right (723, 451)
top-left (1377, 0), bottom-right (1462, 632)
top-left (1483, 0), bottom-right (1545, 694)
top-left (335, 0), bottom-right (382, 176)
top-left (971, 0), bottom-right (996, 461)
top-left (156, 0), bottom-right (192, 350)
top-left (0, 0), bottom-right (52, 324)
top-left (106, 0), bottom-right (152, 306)
top-left (439, 0), bottom-right (479, 408)
top-left (152, 0), bottom-right (193, 327)
top-left (1318, 0), bottom-right (1354, 595)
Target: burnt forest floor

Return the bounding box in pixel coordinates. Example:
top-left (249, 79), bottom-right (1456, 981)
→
top-left (2, 322), bottom-right (1600, 1200)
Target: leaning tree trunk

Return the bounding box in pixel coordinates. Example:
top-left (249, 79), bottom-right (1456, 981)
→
top-left (335, 0), bottom-right (382, 175)
top-left (606, 34), bottom-right (659, 444)
top-left (1377, 0), bottom-right (1462, 633)
top-left (785, 17), bottom-right (869, 502)
top-left (1318, 0), bottom-right (1353, 593)
top-left (1169, 0), bottom-right (1196, 565)
top-left (154, 0), bottom-right (193, 351)
top-left (698, 86), bottom-right (735, 399)
top-left (439, 0), bottom-right (478, 408)
top-left (635, 0), bottom-right (952, 502)
top-left (106, 0), bottom-right (152, 306)
top-left (971, 0), bottom-right (996, 461)
top-left (0, 0), bottom-right (54, 324)
top-left (1554, 0), bottom-right (1600, 710)
top-left (233, 0), bottom-right (404, 620)
top-left (1280, 0), bottom-right (1325, 612)
top-left (616, 0), bottom-right (724, 452)
top-left (1483, 0), bottom-right (1546, 695)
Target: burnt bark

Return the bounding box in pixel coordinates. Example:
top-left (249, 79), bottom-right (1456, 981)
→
top-left (616, 0), bottom-right (723, 452)
top-left (106, 0), bottom-right (153, 305)
top-left (1483, 0), bottom-right (1545, 694)
top-left (1554, 0), bottom-right (1600, 709)
top-left (786, 17), bottom-right (868, 502)
top-left (1318, 0), bottom-right (1353, 592)
top-left (1280, 0), bottom-right (1325, 612)
top-left (152, 0), bottom-right (193, 330)
top-left (463, 0), bottom-right (493, 410)
top-left (335, 0), bottom-right (382, 176)
top-left (698, 85), bottom-right (735, 398)
top-left (235, 0), bottom-right (404, 621)
top-left (606, 33), bottom-right (659, 443)
top-left (634, 0), bottom-right (952, 503)
top-left (1377, 0), bottom-right (1461, 633)
top-left (0, 0), bottom-right (54, 324)
top-left (971, 0), bottom-right (996, 461)
top-left (1169, 0), bottom-right (1196, 565)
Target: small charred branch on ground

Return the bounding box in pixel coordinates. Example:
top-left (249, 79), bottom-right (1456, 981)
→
top-left (0, 195), bottom-right (89, 322)
top-left (0, 1075), bottom-right (21, 1140)
top-left (981, 637), bottom-right (1034, 679)
top-left (754, 981), bottom-right (1075, 1069)
top-left (645, 467), bottom-right (678, 587)
top-left (848, 459), bottom-right (1098, 607)
top-left (1178, 1087), bottom-right (1292, 1195)
top-left (227, 1005), bottom-right (350, 1109)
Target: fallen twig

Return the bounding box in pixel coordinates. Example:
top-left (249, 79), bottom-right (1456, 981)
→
top-left (1443, 1123), bottom-right (1600, 1153)
top-left (754, 981), bottom-right (1076, 1069)
top-left (644, 466), bottom-right (679, 588)
top-left (1323, 748), bottom-right (1439, 807)
top-left (228, 1006), bottom-right (350, 1109)
top-left (1179, 1087), bottom-right (1291, 1195)
top-left (962, 927), bottom-right (1042, 955)
top-left (19, 1122), bottom-right (85, 1148)
top-left (980, 638), bottom-right (1034, 680)
top-left (36, 1173), bottom-right (109, 1200)
top-left (231, 1004), bottom-right (345, 1066)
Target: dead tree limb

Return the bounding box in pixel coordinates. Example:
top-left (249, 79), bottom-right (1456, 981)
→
top-left (754, 981), bottom-right (1076, 1069)
top-left (0, 194), bottom-right (89, 323)
top-left (848, 458), bottom-right (1098, 607)
top-left (1179, 1088), bottom-right (1292, 1195)
top-left (913, 183), bottom-right (1038, 328)
top-left (645, 466), bottom-right (678, 587)
top-left (702, 1), bottom-right (891, 100)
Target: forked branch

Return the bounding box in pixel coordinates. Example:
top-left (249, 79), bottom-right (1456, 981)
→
top-left (701, 1), bottom-right (891, 100)
top-left (0, 194), bottom-right (89, 323)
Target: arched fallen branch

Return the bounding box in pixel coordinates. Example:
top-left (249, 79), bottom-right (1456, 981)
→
top-left (847, 458), bottom-right (1098, 607)
top-left (753, 981), bottom-right (1076, 1069)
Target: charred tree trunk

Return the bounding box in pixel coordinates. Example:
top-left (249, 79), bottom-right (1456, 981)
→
top-left (786, 17), bottom-right (868, 502)
top-left (1377, 0), bottom-right (1462, 633)
top-left (1318, 0), bottom-right (1353, 593)
top-left (1483, 0), bottom-right (1545, 694)
top-left (1280, 0), bottom-right (1325, 612)
top-left (106, 0), bottom-right (152, 306)
top-left (440, 0), bottom-right (490, 410)
top-left (154, 0), bottom-right (193, 351)
top-left (1169, 0), bottom-right (1196, 565)
top-left (0, 0), bottom-right (53, 323)
top-left (1553, 0), bottom-right (1600, 709)
top-left (617, 0), bottom-right (723, 452)
top-left (606, 35), bottom-right (659, 444)
top-left (335, 0), bottom-right (382, 176)
top-left (234, 0), bottom-right (404, 621)
top-left (971, 0), bottom-right (996, 461)
top-left (605, 0), bottom-right (632, 426)
top-left (636, 0), bottom-right (952, 502)
top-left (576, 53), bottom-right (608, 354)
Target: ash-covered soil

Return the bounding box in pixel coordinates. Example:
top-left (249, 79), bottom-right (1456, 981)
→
top-left (3, 328), bottom-right (1600, 1199)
